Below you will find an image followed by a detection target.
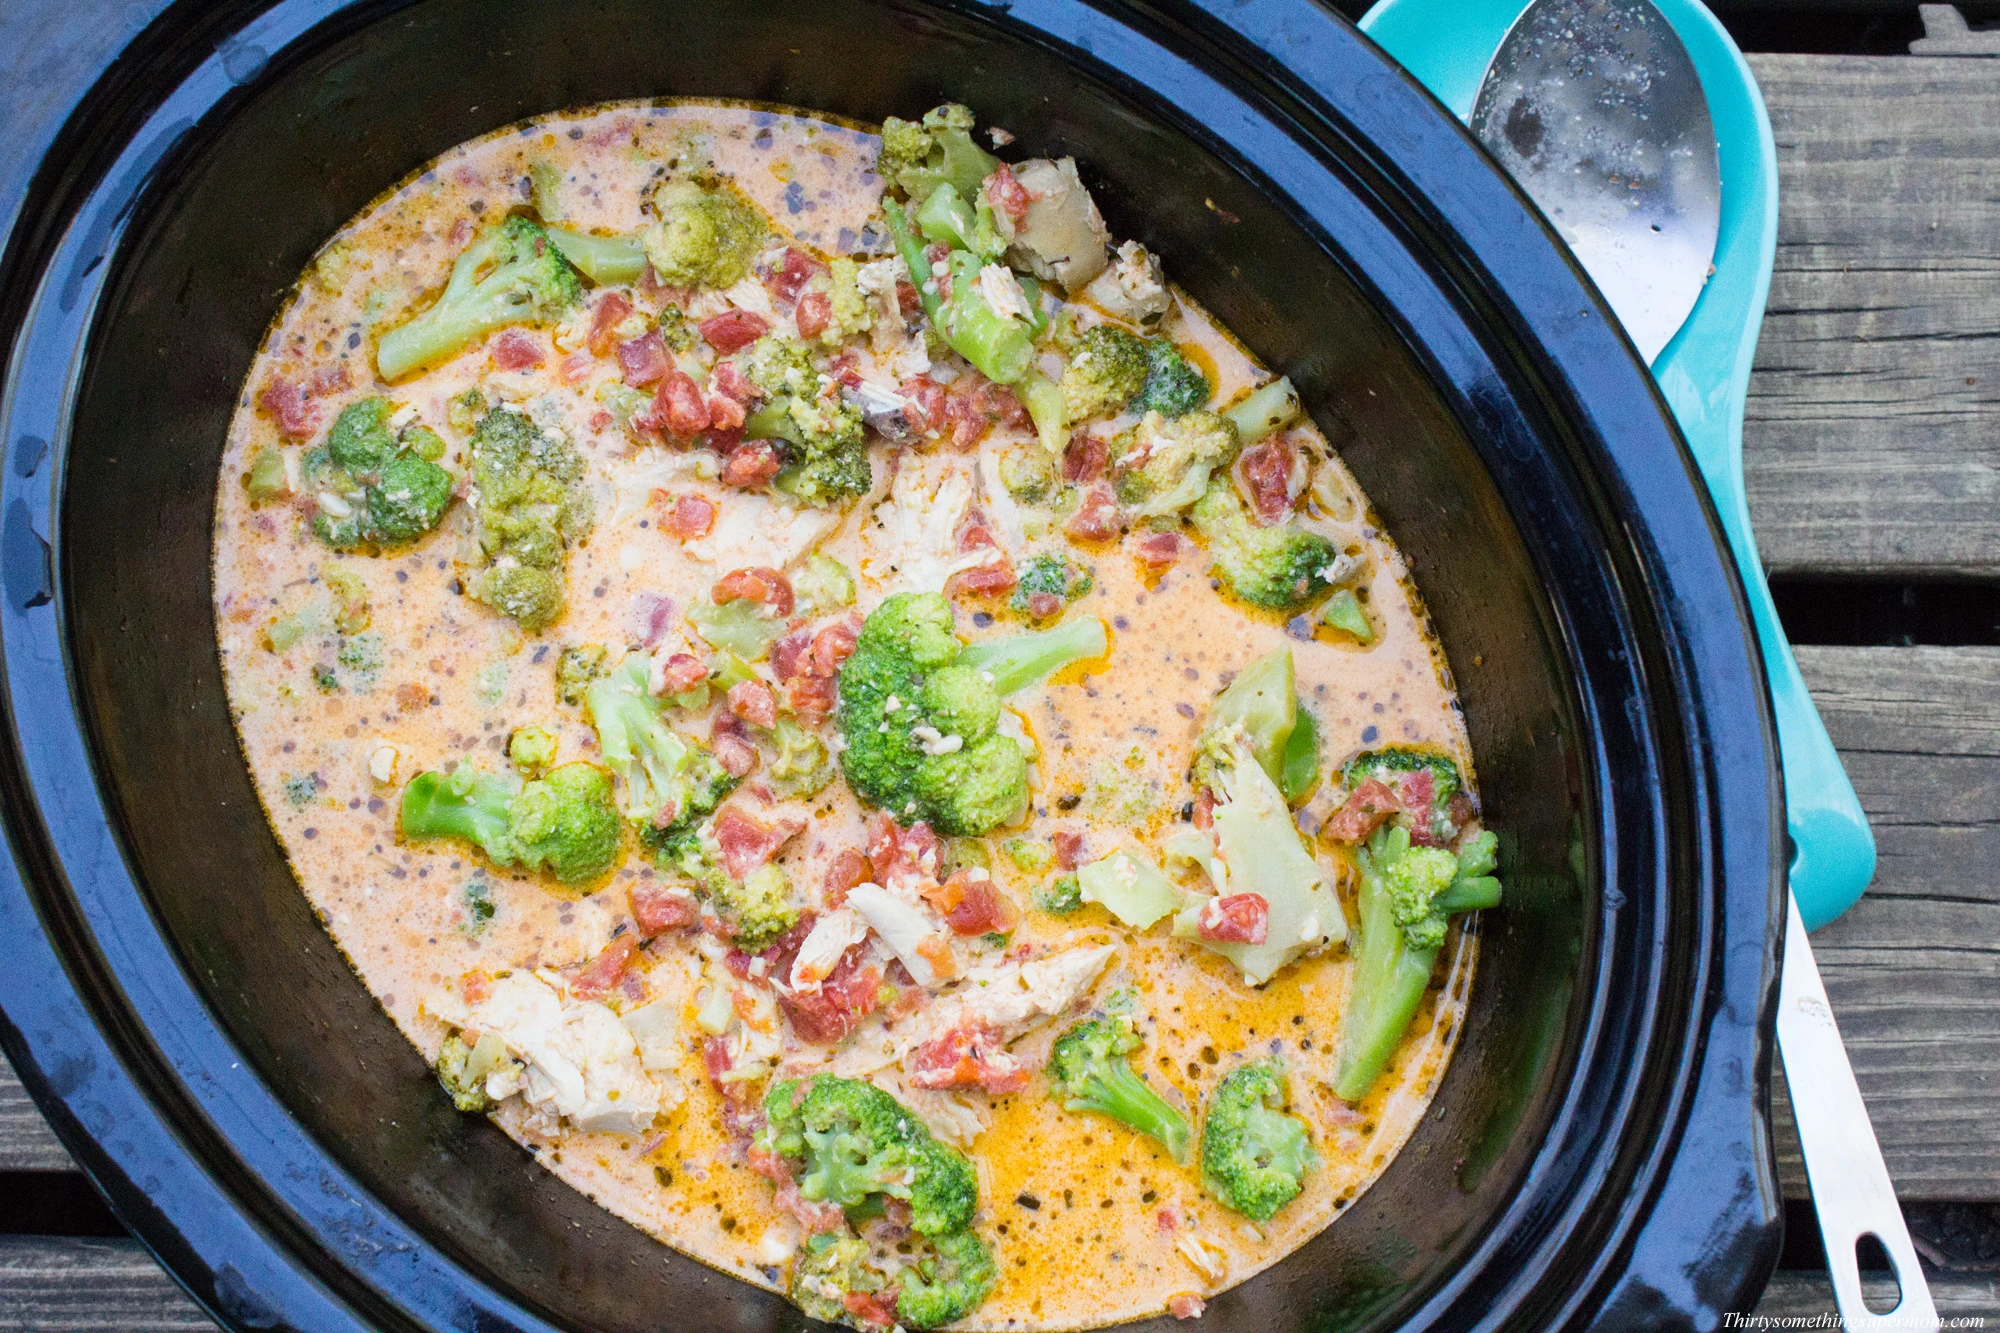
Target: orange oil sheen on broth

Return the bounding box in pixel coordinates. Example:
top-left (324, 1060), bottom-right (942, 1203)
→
top-left (211, 98), bottom-right (1479, 1330)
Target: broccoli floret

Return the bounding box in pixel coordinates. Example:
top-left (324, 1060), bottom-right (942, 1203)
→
top-left (1174, 723), bottom-right (1343, 985)
top-left (1035, 872), bottom-right (1084, 915)
top-left (760, 1075), bottom-right (979, 1235)
top-left (792, 554), bottom-right (857, 617)
top-left (788, 1232), bottom-right (886, 1328)
top-left (637, 757), bottom-right (740, 878)
top-left (1339, 747), bottom-right (1467, 846)
top-left (584, 652), bottom-right (703, 827)
top-left (1189, 478), bottom-right (1338, 611)
top-left (708, 863), bottom-right (801, 949)
top-left (1200, 1056), bottom-right (1318, 1223)
top-left (1134, 339), bottom-right (1210, 417)
top-left (401, 761), bottom-right (621, 884)
top-left (1059, 325), bottom-right (1150, 421)
top-left (896, 1229), bottom-right (998, 1329)
top-left (464, 406), bottom-right (593, 630)
top-left (768, 717), bottom-right (835, 798)
top-left (817, 256), bottom-right (874, 345)
top-left (876, 104), bottom-right (1000, 203)
top-left (302, 398), bottom-right (455, 551)
top-left (1113, 410), bottom-right (1240, 518)
top-left (1009, 554), bottom-right (1094, 619)
top-left (837, 594), bottom-right (1104, 835)
top-left (555, 643), bottom-right (608, 706)
top-left (242, 447), bottom-right (290, 505)
top-left (1333, 826), bottom-right (1501, 1102)
top-left (641, 177), bottom-right (766, 289)
top-left (434, 1032), bottom-right (495, 1112)
top-left (1047, 1015), bottom-right (1192, 1164)
top-left (507, 725), bottom-right (558, 777)
top-left (738, 335), bottom-right (873, 507)
top-left (376, 215), bottom-right (583, 380)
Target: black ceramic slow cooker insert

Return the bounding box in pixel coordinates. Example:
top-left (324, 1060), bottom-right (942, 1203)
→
top-left (0, 1), bottom-right (1786, 1328)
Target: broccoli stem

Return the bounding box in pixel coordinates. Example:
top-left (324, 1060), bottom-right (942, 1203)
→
top-left (1320, 587), bottom-right (1375, 644)
top-left (957, 615), bottom-right (1108, 696)
top-left (1277, 703), bottom-right (1320, 804)
top-left (939, 251), bottom-right (1036, 384)
top-left (1224, 375), bottom-right (1301, 447)
top-left (546, 227), bottom-right (648, 285)
top-left (914, 182), bottom-right (1003, 258)
top-left (1204, 646), bottom-right (1296, 787)
top-left (884, 198), bottom-right (944, 324)
top-left (1332, 829), bottom-right (1442, 1102)
top-left (1061, 1059), bottom-right (1192, 1165)
top-left (1015, 370), bottom-right (1069, 454)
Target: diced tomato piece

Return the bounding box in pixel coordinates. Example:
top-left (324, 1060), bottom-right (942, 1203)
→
top-left (986, 163), bottom-right (1033, 224)
top-left (1169, 1294), bottom-right (1207, 1320)
top-left (653, 652), bottom-right (709, 696)
top-left (631, 882), bottom-right (699, 936)
top-left (896, 279), bottom-right (921, 317)
top-left (705, 390), bottom-right (747, 431)
top-left (808, 618), bottom-right (859, 676)
top-left (868, 814), bottom-right (941, 891)
top-left (1022, 590), bottom-right (1062, 619)
top-left (908, 1023), bottom-right (1030, 1094)
top-left (949, 521), bottom-right (1016, 595)
top-left (656, 370), bottom-right (711, 436)
top-left (713, 566), bottom-right (796, 616)
top-left (556, 351), bottom-right (593, 385)
top-left (616, 330), bottom-right (669, 385)
top-left (770, 629), bottom-right (812, 683)
top-left (901, 375), bottom-right (948, 435)
top-left (821, 849), bottom-right (872, 906)
top-left (779, 948), bottom-right (883, 1044)
top-left (712, 801), bottom-right (807, 880)
top-left (711, 359), bottom-right (760, 405)
top-left (570, 935), bottom-right (639, 1000)
top-left (1052, 830), bottom-right (1084, 871)
top-left (713, 727), bottom-right (760, 778)
top-left (448, 216), bottom-right (473, 248)
top-left (794, 289), bottom-right (833, 341)
top-left (787, 673), bottom-right (837, 725)
top-left (1196, 893), bottom-right (1270, 944)
top-left (1324, 777), bottom-right (1400, 843)
top-left (1066, 485), bottom-right (1122, 541)
top-left (658, 492), bottom-right (715, 539)
top-left (928, 871), bottom-right (1022, 936)
top-left (719, 438), bottom-right (780, 488)
top-left (1135, 530), bottom-right (1182, 574)
top-left (699, 308), bottom-right (770, 353)
top-left (764, 247), bottom-right (826, 305)
top-left (491, 328), bottom-right (546, 370)
top-left (460, 969), bottom-right (493, 1005)
top-left (308, 362), bottom-right (351, 395)
top-left (1238, 436), bottom-right (1301, 525)
top-left (842, 1288), bottom-right (902, 1330)
top-left (727, 679), bottom-right (778, 728)
top-left (1192, 787), bottom-right (1215, 830)
top-left (587, 291), bottom-right (635, 356)
top-left (588, 409), bottom-right (615, 432)
top-left (1063, 433), bottom-right (1108, 484)
top-left (258, 376), bottom-right (316, 439)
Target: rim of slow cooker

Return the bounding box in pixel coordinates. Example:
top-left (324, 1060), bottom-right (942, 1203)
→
top-left (0, 1), bottom-right (1784, 1330)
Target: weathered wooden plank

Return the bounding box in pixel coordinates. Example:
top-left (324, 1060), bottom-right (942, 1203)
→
top-left (1756, 1268), bottom-right (2000, 1318)
top-left (0, 1238), bottom-right (214, 1332)
top-left (1772, 647), bottom-right (2000, 1199)
top-left (1745, 54), bottom-right (2000, 578)
top-left (0, 1058), bottom-right (70, 1173)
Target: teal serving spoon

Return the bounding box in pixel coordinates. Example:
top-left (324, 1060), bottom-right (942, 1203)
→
top-left (1361, 2), bottom-right (1934, 1325)
top-left (1360, 0), bottom-right (1872, 933)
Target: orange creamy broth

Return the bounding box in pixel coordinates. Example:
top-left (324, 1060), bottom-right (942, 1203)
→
top-left (212, 99), bottom-right (1477, 1329)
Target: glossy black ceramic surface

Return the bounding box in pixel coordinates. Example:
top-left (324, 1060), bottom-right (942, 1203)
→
top-left (0, 1), bottom-right (1785, 1329)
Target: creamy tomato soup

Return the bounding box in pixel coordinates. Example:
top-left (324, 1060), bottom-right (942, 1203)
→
top-left (213, 99), bottom-right (1499, 1331)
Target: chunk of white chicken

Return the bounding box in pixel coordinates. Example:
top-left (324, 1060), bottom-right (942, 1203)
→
top-left (918, 943), bottom-right (1117, 1045)
top-left (789, 907), bottom-right (872, 991)
top-left (1082, 240), bottom-right (1172, 329)
top-left (686, 489), bottom-right (845, 570)
top-left (845, 882), bottom-right (956, 988)
top-left (429, 972), bottom-right (674, 1135)
top-left (997, 158), bottom-right (1112, 293)
top-left (859, 457), bottom-right (1006, 595)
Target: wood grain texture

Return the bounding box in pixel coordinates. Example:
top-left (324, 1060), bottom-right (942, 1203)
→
top-left (0, 1239), bottom-right (214, 1332)
top-left (1756, 1268), bottom-right (2000, 1318)
top-left (1771, 647), bottom-right (2000, 1199)
top-left (1745, 55), bottom-right (2000, 577)
top-left (0, 1059), bottom-right (70, 1172)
